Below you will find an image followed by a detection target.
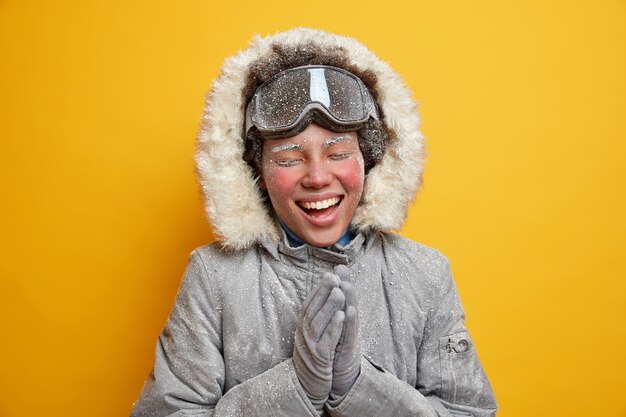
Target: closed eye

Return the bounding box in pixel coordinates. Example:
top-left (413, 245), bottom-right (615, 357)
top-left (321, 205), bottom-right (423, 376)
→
top-left (274, 159), bottom-right (302, 167)
top-left (329, 153), bottom-right (352, 160)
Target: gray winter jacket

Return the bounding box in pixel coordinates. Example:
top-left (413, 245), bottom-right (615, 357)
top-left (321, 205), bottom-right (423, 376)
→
top-left (132, 28), bottom-right (497, 416)
top-left (131, 230), bottom-right (496, 417)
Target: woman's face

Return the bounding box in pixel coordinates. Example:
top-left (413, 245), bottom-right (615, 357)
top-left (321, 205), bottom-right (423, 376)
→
top-left (260, 123), bottom-right (365, 247)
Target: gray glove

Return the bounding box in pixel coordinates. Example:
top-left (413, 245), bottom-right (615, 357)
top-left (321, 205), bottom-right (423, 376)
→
top-left (330, 265), bottom-right (362, 399)
top-left (293, 272), bottom-right (346, 414)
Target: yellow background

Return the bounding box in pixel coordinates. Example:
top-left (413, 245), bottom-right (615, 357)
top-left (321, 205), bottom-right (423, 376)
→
top-left (1, 1), bottom-right (625, 416)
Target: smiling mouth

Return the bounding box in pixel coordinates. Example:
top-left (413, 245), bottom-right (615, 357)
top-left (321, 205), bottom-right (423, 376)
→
top-left (297, 196), bottom-right (342, 218)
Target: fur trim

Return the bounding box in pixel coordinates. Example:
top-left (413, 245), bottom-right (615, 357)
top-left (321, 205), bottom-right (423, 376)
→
top-left (195, 28), bottom-right (424, 250)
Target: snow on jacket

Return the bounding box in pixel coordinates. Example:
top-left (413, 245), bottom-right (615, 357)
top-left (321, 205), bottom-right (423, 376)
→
top-left (131, 28), bottom-right (497, 416)
top-left (131, 231), bottom-right (496, 416)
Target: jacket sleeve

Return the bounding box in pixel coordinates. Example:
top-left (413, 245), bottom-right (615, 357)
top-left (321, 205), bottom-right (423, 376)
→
top-left (130, 250), bottom-right (319, 417)
top-left (326, 257), bottom-right (497, 417)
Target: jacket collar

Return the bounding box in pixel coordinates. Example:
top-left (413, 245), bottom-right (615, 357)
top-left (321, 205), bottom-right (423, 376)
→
top-left (260, 223), bottom-right (371, 267)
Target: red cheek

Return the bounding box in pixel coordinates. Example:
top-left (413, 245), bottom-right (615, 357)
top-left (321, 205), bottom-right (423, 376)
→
top-left (263, 167), bottom-right (298, 197)
top-left (335, 159), bottom-right (364, 188)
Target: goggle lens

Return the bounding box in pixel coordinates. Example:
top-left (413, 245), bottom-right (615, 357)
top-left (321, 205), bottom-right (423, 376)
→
top-left (246, 65), bottom-right (377, 136)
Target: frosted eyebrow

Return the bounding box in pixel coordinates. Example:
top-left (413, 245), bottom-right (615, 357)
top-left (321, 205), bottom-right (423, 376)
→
top-left (270, 143), bottom-right (304, 153)
top-left (322, 135), bottom-right (354, 148)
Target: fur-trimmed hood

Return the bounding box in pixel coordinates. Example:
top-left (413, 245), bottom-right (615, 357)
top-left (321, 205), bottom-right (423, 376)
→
top-left (195, 28), bottom-right (424, 250)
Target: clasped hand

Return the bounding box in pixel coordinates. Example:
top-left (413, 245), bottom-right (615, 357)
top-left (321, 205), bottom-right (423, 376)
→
top-left (292, 265), bottom-right (361, 414)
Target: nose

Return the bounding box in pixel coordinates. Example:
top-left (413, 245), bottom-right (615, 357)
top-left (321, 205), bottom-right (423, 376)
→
top-left (301, 159), bottom-right (332, 189)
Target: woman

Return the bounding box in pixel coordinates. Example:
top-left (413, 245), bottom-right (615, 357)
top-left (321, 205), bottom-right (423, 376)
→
top-left (131, 28), bottom-right (497, 417)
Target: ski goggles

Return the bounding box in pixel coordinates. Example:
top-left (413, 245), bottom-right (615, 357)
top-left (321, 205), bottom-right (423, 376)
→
top-left (245, 65), bottom-right (380, 138)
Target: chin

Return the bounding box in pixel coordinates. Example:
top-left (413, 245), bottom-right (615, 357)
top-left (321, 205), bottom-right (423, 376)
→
top-left (301, 229), bottom-right (344, 248)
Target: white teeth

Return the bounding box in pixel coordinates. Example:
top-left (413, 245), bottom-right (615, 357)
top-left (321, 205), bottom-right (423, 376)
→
top-left (300, 197), bottom-right (340, 210)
